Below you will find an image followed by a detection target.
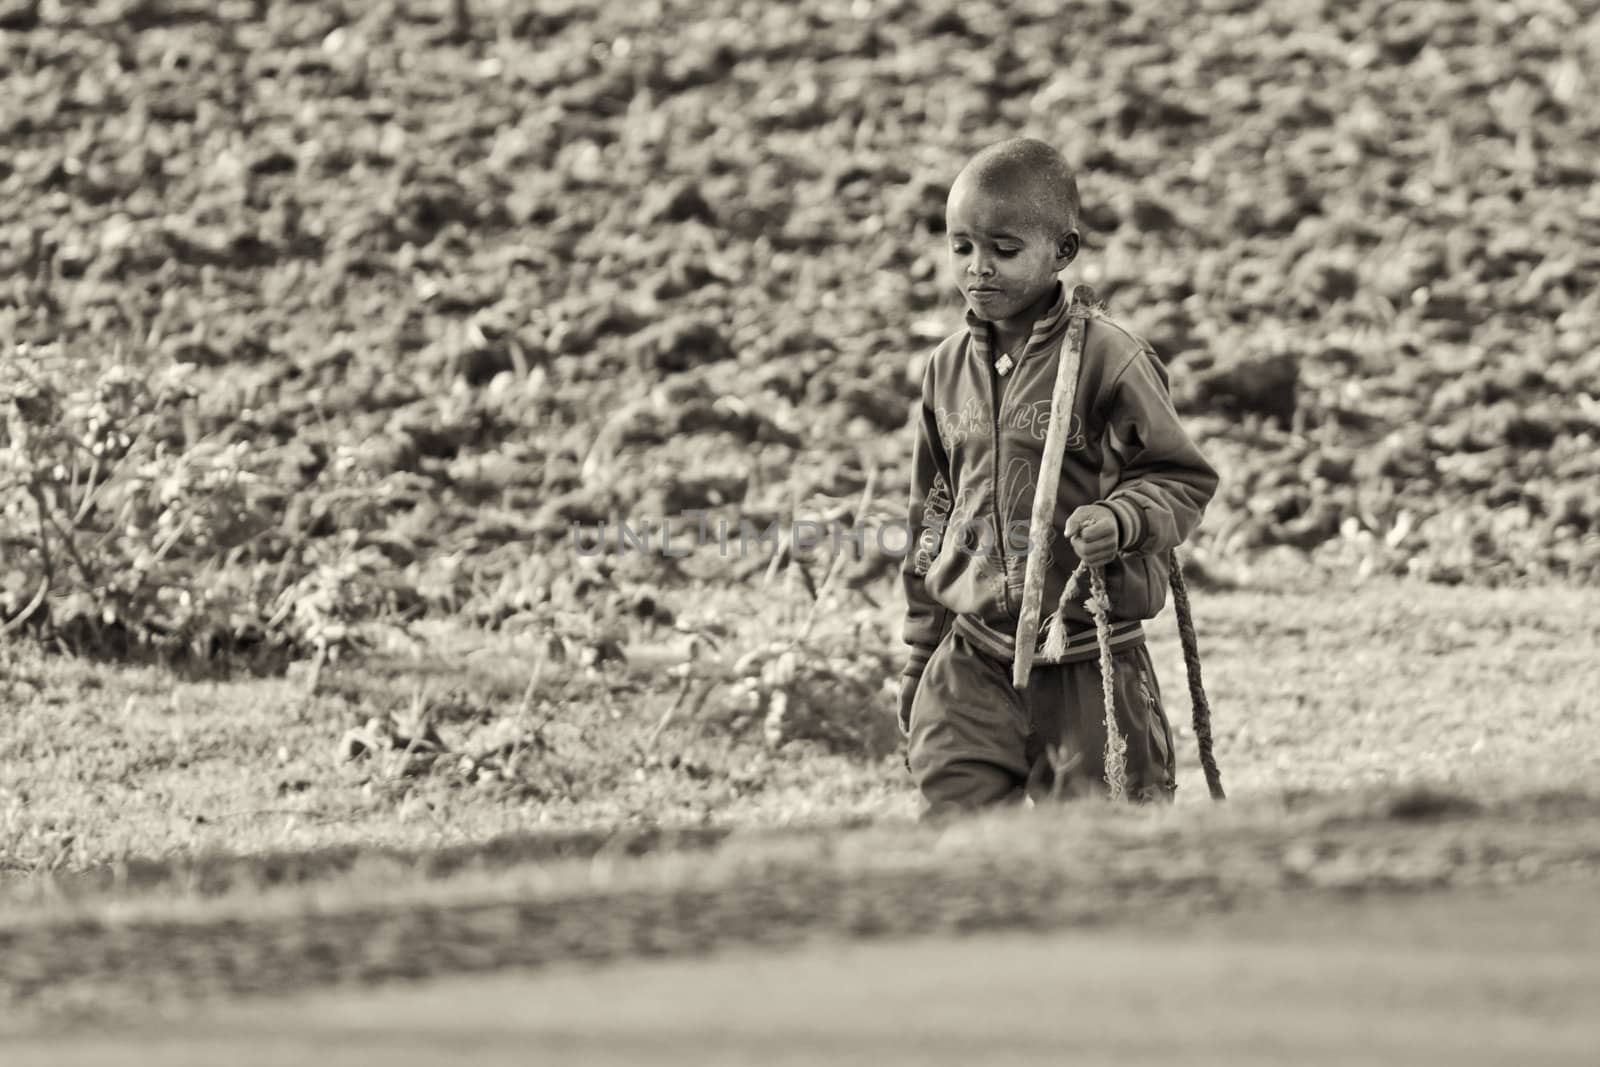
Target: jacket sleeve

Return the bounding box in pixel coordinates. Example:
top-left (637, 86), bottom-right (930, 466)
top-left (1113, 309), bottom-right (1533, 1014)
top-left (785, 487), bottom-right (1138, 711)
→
top-left (1098, 349), bottom-right (1219, 556)
top-left (900, 365), bottom-right (955, 692)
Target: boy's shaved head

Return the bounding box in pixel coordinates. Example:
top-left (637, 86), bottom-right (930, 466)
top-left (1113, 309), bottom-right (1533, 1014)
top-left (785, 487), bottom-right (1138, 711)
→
top-left (945, 138), bottom-right (1083, 331)
top-left (949, 138), bottom-right (1080, 239)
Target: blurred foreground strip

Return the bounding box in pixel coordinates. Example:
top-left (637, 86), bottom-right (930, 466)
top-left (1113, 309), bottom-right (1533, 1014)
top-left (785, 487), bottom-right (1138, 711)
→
top-left (3, 788), bottom-right (1600, 1025)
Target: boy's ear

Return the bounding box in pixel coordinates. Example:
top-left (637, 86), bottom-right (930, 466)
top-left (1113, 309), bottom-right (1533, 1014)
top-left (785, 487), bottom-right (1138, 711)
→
top-left (1056, 231), bottom-right (1080, 267)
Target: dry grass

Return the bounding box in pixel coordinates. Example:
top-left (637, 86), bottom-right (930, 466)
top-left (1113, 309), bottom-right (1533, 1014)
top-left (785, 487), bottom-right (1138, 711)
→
top-left (2, 576), bottom-right (1596, 882)
top-left (0, 615), bottom-right (910, 878)
top-left (1143, 574), bottom-right (1600, 800)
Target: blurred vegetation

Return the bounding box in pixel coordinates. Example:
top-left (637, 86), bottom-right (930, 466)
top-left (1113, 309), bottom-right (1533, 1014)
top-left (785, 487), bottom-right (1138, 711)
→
top-left (3, 0), bottom-right (1598, 670)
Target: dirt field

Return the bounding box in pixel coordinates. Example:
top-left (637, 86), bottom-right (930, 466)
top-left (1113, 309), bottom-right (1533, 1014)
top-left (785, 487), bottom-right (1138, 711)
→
top-left (5, 0), bottom-right (1598, 666)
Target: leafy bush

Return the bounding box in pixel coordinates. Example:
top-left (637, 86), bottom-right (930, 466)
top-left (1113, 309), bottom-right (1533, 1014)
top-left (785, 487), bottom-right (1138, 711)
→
top-left (1, 345), bottom-right (302, 662)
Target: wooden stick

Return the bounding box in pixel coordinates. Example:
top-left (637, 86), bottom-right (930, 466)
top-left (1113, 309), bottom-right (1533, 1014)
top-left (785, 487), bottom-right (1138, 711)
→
top-left (1011, 295), bottom-right (1090, 689)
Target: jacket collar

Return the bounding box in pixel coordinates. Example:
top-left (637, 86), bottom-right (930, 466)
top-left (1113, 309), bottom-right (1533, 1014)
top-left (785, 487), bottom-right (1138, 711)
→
top-left (965, 281), bottom-right (1073, 368)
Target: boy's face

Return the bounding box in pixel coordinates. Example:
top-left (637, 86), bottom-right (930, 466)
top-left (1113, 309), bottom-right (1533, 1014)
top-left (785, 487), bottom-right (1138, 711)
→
top-left (945, 179), bottom-right (1075, 325)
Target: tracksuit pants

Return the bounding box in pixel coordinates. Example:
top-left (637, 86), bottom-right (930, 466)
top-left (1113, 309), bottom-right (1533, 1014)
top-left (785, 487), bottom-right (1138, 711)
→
top-left (906, 630), bottom-right (1178, 815)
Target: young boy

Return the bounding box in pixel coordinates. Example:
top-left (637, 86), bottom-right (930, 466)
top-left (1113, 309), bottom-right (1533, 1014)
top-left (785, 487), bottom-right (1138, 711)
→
top-left (899, 138), bottom-right (1218, 813)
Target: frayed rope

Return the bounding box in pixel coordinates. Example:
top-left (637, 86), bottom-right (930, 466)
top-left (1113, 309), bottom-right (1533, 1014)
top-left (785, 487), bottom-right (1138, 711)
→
top-left (1036, 554), bottom-right (1224, 802)
top-left (1086, 566), bottom-right (1128, 801)
top-left (1039, 561), bottom-right (1128, 800)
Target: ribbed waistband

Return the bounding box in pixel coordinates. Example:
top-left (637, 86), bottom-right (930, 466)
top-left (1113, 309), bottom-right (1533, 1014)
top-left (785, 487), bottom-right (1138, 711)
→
top-left (953, 614), bottom-right (1145, 666)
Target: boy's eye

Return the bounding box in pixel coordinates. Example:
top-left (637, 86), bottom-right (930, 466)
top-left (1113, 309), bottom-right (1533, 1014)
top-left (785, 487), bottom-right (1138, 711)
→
top-left (951, 242), bottom-right (971, 254)
top-left (996, 246), bottom-right (1021, 257)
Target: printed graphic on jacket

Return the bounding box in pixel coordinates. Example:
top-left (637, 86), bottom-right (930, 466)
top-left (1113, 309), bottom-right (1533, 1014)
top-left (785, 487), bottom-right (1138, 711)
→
top-left (911, 471), bottom-right (951, 577)
top-left (934, 398), bottom-right (985, 451)
top-left (914, 471), bottom-right (1006, 591)
top-left (940, 398), bottom-right (1086, 451)
top-left (999, 454), bottom-right (1049, 581)
top-left (1001, 398), bottom-right (1085, 450)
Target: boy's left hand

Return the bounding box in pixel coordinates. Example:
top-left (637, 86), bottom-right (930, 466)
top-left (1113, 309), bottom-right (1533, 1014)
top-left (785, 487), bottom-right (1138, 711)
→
top-left (1064, 504), bottom-right (1120, 567)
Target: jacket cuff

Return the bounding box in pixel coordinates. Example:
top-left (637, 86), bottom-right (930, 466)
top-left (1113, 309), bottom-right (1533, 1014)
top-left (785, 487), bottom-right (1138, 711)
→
top-left (1102, 497), bottom-right (1146, 553)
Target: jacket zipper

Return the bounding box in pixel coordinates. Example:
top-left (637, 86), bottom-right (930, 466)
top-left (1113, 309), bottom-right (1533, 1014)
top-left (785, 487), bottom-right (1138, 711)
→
top-left (988, 354), bottom-right (1016, 620)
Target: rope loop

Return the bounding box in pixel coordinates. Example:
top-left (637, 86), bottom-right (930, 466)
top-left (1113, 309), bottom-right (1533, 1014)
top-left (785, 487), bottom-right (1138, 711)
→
top-left (1168, 549), bottom-right (1225, 800)
top-left (1054, 555), bottom-right (1224, 802)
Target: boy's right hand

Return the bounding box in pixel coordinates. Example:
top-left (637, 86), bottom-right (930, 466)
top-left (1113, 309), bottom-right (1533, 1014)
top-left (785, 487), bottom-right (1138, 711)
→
top-left (1064, 504), bottom-right (1121, 567)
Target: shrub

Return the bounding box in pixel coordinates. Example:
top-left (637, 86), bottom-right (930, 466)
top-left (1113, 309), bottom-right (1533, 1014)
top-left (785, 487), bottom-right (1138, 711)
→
top-left (1, 345), bottom-right (293, 662)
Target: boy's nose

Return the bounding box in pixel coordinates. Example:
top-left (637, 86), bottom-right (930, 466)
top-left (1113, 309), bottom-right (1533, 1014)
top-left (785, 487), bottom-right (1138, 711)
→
top-left (969, 255), bottom-right (995, 277)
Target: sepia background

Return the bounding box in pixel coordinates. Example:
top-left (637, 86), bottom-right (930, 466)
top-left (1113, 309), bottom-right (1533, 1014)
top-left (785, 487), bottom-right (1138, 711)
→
top-left (2, 0), bottom-right (1599, 1059)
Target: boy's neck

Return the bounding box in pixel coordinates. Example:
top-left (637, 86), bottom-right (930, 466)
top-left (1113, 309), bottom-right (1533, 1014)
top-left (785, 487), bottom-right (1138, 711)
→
top-left (989, 281), bottom-right (1061, 354)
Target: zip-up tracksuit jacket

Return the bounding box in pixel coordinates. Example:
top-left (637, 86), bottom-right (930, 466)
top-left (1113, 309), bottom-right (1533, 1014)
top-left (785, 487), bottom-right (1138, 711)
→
top-left (900, 282), bottom-right (1218, 809)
